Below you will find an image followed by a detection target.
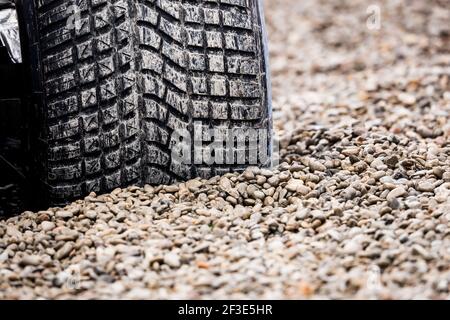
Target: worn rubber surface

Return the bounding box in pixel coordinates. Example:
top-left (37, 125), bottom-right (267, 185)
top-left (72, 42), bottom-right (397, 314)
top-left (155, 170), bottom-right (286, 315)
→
top-left (22, 0), bottom-right (271, 204)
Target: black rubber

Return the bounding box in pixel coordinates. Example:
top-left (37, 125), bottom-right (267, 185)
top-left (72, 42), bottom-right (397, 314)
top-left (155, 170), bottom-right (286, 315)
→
top-left (18, 0), bottom-right (272, 205)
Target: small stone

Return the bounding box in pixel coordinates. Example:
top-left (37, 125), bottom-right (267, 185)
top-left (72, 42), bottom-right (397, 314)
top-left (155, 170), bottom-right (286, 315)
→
top-left (253, 190), bottom-right (266, 200)
top-left (412, 244), bottom-right (432, 260)
top-left (417, 126), bottom-right (435, 138)
top-left (163, 252), bottom-right (181, 268)
top-left (342, 187), bottom-right (357, 200)
top-left (165, 185), bottom-right (179, 193)
top-left (186, 179), bottom-right (202, 192)
top-left (56, 211), bottom-right (73, 219)
top-left (371, 158), bottom-right (387, 170)
top-left (85, 210), bottom-right (97, 220)
top-left (432, 167), bottom-right (444, 178)
top-left (386, 187), bottom-right (407, 202)
top-left (20, 255), bottom-right (41, 266)
top-left (385, 155), bottom-right (399, 168)
top-left (416, 181), bottom-right (435, 193)
top-left (398, 92), bottom-right (416, 105)
top-left (343, 240), bottom-right (361, 254)
top-left (41, 221), bottom-right (56, 232)
top-left (286, 179), bottom-right (302, 192)
top-left (219, 177), bottom-right (232, 192)
top-left (6, 226), bottom-right (21, 238)
top-left (442, 171), bottom-right (450, 182)
top-left (308, 159), bottom-right (326, 172)
top-left (342, 147), bottom-right (360, 156)
top-left (267, 175), bottom-right (280, 186)
top-left (55, 242), bottom-right (74, 260)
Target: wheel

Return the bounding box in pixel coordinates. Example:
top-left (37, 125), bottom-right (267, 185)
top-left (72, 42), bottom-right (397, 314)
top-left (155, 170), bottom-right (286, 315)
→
top-left (18, 0), bottom-right (272, 205)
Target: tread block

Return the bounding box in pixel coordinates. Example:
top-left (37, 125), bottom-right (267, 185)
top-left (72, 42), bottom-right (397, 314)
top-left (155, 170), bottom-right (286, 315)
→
top-left (143, 121), bottom-right (169, 145)
top-left (165, 89), bottom-right (189, 114)
top-left (141, 50), bottom-right (164, 73)
top-left (43, 47), bottom-right (73, 74)
top-left (79, 63), bottom-right (96, 84)
top-left (143, 99), bottom-right (167, 121)
top-left (81, 88), bottom-right (97, 109)
top-left (138, 25), bottom-right (162, 49)
top-left (124, 163), bottom-right (140, 182)
top-left (82, 113), bottom-right (99, 132)
top-left (47, 95), bottom-right (78, 119)
top-left (143, 75), bottom-right (166, 98)
top-left (230, 103), bottom-right (261, 120)
top-left (46, 73), bottom-right (76, 96)
top-left (84, 136), bottom-right (101, 154)
top-left (84, 158), bottom-right (101, 176)
top-left (48, 142), bottom-right (81, 161)
top-left (104, 149), bottom-right (121, 169)
top-left (48, 118), bottom-right (79, 141)
top-left (102, 126), bottom-right (121, 148)
top-left (144, 167), bottom-right (172, 185)
top-left (104, 171), bottom-right (121, 190)
top-left (48, 163), bottom-right (82, 181)
top-left (164, 64), bottom-right (187, 92)
top-left (144, 145), bottom-right (170, 166)
top-left (85, 177), bottom-right (101, 193)
top-left (124, 140), bottom-right (141, 161)
top-left (159, 17), bottom-right (183, 43)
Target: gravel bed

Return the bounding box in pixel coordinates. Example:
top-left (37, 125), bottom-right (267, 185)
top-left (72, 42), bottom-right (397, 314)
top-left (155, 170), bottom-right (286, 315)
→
top-left (0, 0), bottom-right (449, 299)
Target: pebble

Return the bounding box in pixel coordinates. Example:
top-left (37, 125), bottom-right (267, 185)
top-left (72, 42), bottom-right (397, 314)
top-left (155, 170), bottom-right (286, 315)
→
top-left (40, 221), bottom-right (55, 232)
top-left (19, 255), bottom-right (41, 267)
top-left (416, 181), bottom-right (435, 193)
top-left (398, 93), bottom-right (416, 105)
top-left (386, 187), bottom-right (407, 202)
top-left (54, 242), bottom-right (74, 260)
top-left (56, 211), bottom-right (73, 219)
top-left (164, 252), bottom-right (181, 268)
top-left (308, 159), bottom-right (326, 172)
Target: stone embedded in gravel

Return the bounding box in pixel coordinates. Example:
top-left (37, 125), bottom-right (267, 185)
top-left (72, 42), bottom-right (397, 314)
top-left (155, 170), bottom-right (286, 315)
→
top-left (371, 158), bottom-right (387, 171)
top-left (55, 210), bottom-right (73, 219)
top-left (341, 147), bottom-right (360, 156)
top-left (54, 242), bottom-right (74, 260)
top-left (6, 225), bottom-right (21, 238)
top-left (443, 172), bottom-right (450, 182)
top-left (267, 175), bottom-right (280, 186)
top-left (164, 252), bottom-right (181, 268)
top-left (164, 185), bottom-right (179, 193)
top-left (285, 179), bottom-right (302, 192)
top-left (416, 181), bottom-right (435, 193)
top-left (19, 255), bottom-right (41, 267)
top-left (84, 210), bottom-right (97, 220)
top-left (386, 187), bottom-right (407, 202)
top-left (40, 221), bottom-right (55, 232)
top-left (385, 155), bottom-right (399, 168)
top-left (398, 92), bottom-right (416, 105)
top-left (308, 159), bottom-right (326, 172)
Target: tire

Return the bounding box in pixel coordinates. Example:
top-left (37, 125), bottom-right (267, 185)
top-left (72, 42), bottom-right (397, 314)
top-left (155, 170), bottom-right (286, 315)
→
top-left (18, 0), bottom-right (272, 205)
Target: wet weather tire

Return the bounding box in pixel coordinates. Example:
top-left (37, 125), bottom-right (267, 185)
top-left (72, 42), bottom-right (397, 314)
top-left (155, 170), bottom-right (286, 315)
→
top-left (20, 0), bottom-right (272, 205)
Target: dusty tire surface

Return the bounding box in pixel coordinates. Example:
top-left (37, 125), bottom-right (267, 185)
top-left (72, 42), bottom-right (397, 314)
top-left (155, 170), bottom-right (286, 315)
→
top-left (22, 0), bottom-right (271, 204)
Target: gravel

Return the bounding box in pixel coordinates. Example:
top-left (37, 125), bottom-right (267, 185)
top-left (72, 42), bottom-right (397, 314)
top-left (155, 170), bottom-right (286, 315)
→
top-left (0, 0), bottom-right (449, 299)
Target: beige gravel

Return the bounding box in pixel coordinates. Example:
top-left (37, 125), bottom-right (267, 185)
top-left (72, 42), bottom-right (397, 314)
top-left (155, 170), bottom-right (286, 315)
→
top-left (0, 0), bottom-right (449, 299)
